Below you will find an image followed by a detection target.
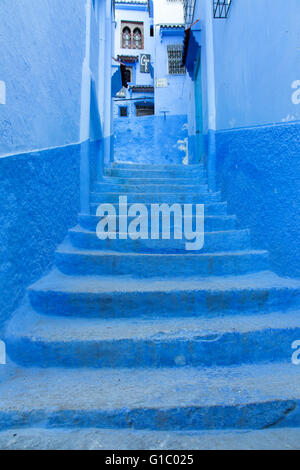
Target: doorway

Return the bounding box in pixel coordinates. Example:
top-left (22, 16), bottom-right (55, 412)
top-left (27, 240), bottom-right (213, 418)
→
top-left (194, 59), bottom-right (204, 163)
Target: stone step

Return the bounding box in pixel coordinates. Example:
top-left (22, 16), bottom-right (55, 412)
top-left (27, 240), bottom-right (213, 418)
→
top-left (28, 270), bottom-right (300, 319)
top-left (94, 182), bottom-right (209, 194)
top-left (1, 427), bottom-right (300, 450)
top-left (56, 244), bottom-right (269, 278)
top-left (90, 191), bottom-right (222, 204)
top-left (91, 201), bottom-right (228, 216)
top-left (68, 226), bottom-right (251, 253)
top-left (104, 168), bottom-right (207, 178)
top-left (78, 214), bottom-right (237, 232)
top-left (102, 176), bottom-right (208, 185)
top-left (109, 163), bottom-right (204, 171)
top-left (7, 305), bottom-right (300, 368)
top-left (1, 363), bottom-right (300, 431)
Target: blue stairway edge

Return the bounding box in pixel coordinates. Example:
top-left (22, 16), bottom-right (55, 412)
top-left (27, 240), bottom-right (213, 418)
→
top-left (28, 269), bottom-right (300, 318)
top-left (5, 303), bottom-right (300, 368)
top-left (56, 243), bottom-right (269, 277)
top-left (1, 362), bottom-right (300, 431)
top-left (1, 427), bottom-right (300, 450)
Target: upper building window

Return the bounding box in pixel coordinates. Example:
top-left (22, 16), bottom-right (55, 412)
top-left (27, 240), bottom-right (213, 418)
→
top-left (122, 26), bottom-right (131, 49)
top-left (121, 21), bottom-right (144, 50)
top-left (133, 28), bottom-right (142, 49)
top-left (167, 45), bottom-right (186, 75)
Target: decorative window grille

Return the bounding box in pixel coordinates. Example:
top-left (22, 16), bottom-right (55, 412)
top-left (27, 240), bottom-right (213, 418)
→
top-left (122, 27), bottom-right (131, 49)
top-left (167, 45), bottom-right (186, 75)
top-left (213, 0), bottom-right (232, 19)
top-left (121, 21), bottom-right (144, 49)
top-left (133, 28), bottom-right (142, 49)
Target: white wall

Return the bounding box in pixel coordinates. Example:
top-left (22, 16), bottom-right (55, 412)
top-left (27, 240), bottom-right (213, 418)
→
top-left (153, 0), bottom-right (184, 25)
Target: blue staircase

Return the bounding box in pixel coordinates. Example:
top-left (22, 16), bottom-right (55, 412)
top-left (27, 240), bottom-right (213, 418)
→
top-left (1, 162), bottom-right (300, 445)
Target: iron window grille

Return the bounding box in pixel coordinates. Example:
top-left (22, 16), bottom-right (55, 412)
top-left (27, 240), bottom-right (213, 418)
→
top-left (213, 0), bottom-right (232, 19)
top-left (167, 45), bottom-right (186, 75)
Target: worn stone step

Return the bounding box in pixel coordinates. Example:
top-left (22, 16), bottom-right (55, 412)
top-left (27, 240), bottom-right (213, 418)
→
top-left (90, 191), bottom-right (222, 204)
top-left (94, 182), bottom-right (209, 194)
top-left (90, 201), bottom-right (228, 216)
top-left (102, 176), bottom-right (208, 185)
top-left (1, 427), bottom-right (300, 450)
top-left (56, 244), bottom-right (269, 278)
top-left (68, 226), bottom-right (251, 253)
top-left (89, 201), bottom-right (229, 216)
top-left (78, 214), bottom-right (237, 232)
top-left (109, 163), bottom-right (204, 171)
top-left (6, 305), bottom-right (300, 368)
top-left (28, 270), bottom-right (300, 319)
top-left (1, 363), bottom-right (300, 431)
top-left (104, 168), bottom-right (207, 178)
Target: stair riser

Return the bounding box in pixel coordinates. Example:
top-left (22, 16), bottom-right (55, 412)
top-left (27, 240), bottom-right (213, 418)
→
top-left (0, 400), bottom-right (298, 431)
top-left (29, 287), bottom-right (300, 319)
top-left (104, 177), bottom-right (208, 185)
top-left (78, 215), bottom-right (237, 232)
top-left (94, 183), bottom-right (209, 193)
top-left (90, 193), bottom-right (222, 204)
top-left (109, 164), bottom-right (204, 170)
top-left (69, 230), bottom-right (251, 254)
top-left (90, 202), bottom-right (228, 216)
top-left (56, 251), bottom-right (269, 278)
top-left (8, 327), bottom-right (299, 369)
top-left (105, 169), bottom-right (207, 178)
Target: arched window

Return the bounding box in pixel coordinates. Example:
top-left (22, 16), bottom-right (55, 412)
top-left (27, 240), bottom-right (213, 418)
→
top-left (122, 27), bottom-right (131, 49)
top-left (133, 28), bottom-right (142, 49)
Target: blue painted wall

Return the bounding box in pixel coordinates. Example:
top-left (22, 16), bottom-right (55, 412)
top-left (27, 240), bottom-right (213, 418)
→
top-left (0, 0), bottom-right (86, 156)
top-left (0, 0), bottom-right (113, 329)
top-left (185, 0), bottom-right (300, 276)
top-left (154, 27), bottom-right (189, 117)
top-left (216, 122), bottom-right (300, 278)
top-left (0, 144), bottom-right (81, 331)
top-left (114, 115), bottom-right (188, 164)
top-left (213, 0), bottom-right (300, 130)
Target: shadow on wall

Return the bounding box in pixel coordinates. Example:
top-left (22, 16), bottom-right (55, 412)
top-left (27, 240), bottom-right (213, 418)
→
top-left (114, 115), bottom-right (188, 164)
top-left (216, 121), bottom-right (300, 279)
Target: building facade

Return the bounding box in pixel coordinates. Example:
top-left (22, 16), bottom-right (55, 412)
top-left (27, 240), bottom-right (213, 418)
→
top-left (113, 0), bottom-right (155, 118)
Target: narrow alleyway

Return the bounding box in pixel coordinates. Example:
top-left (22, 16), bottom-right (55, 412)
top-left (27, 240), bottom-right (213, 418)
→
top-left (1, 161), bottom-right (300, 447)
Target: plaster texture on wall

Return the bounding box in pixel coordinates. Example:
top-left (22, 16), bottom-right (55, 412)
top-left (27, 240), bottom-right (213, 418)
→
top-left (154, 30), bottom-right (189, 117)
top-left (114, 114), bottom-right (188, 163)
top-left (0, 0), bottom-right (86, 156)
top-left (0, 143), bottom-right (82, 330)
top-left (212, 0), bottom-right (300, 130)
top-left (216, 121), bottom-right (300, 278)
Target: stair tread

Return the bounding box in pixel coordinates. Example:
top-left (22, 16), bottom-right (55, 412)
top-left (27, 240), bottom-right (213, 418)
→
top-left (8, 304), bottom-right (300, 342)
top-left (1, 427), bottom-right (300, 450)
top-left (110, 163), bottom-right (204, 169)
top-left (69, 225), bottom-right (248, 236)
top-left (1, 362), bottom-right (300, 412)
top-left (57, 243), bottom-right (264, 257)
top-left (29, 269), bottom-right (300, 294)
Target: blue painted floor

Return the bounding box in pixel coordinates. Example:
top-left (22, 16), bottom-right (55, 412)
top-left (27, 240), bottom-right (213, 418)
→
top-left (1, 162), bottom-right (300, 449)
